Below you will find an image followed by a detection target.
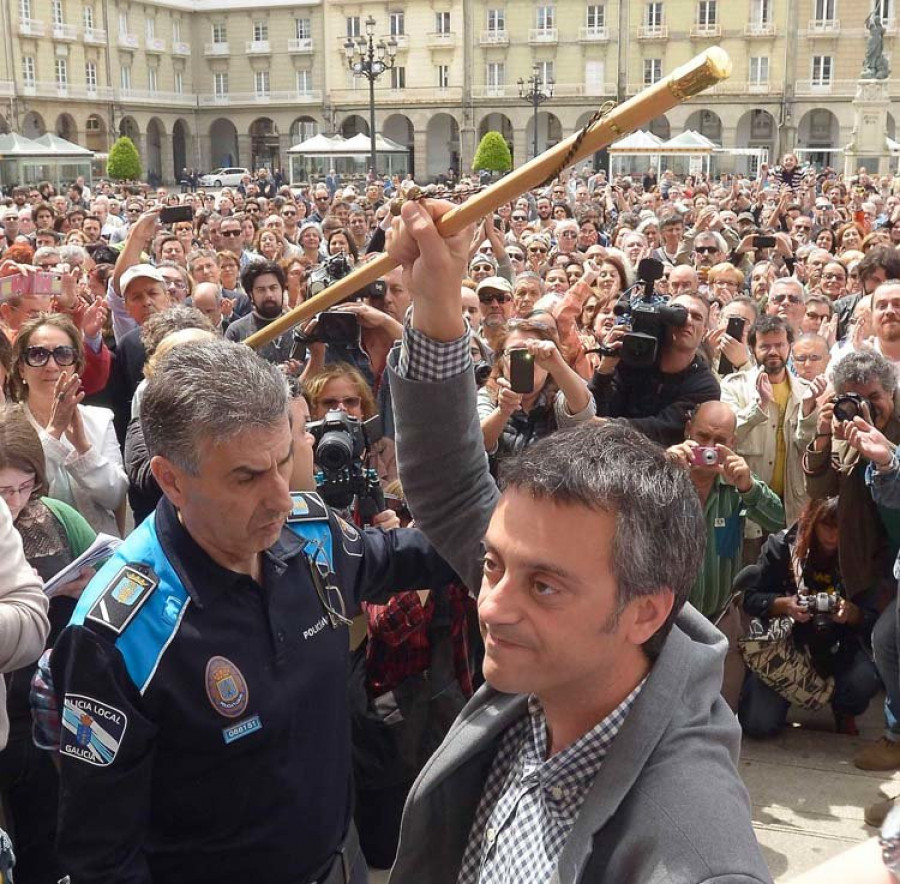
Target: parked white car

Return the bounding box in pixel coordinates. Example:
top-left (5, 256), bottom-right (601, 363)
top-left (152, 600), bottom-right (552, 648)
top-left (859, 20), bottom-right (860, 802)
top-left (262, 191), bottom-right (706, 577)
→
top-left (198, 167), bottom-right (250, 187)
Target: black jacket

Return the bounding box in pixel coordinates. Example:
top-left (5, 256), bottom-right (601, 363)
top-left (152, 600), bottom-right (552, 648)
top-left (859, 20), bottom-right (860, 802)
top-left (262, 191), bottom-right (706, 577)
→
top-left (589, 354), bottom-right (720, 447)
top-left (51, 493), bottom-right (457, 884)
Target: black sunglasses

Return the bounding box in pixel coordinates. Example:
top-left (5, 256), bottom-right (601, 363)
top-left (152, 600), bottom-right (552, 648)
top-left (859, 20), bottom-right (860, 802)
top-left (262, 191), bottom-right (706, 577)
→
top-left (478, 292), bottom-right (511, 304)
top-left (23, 345), bottom-right (77, 368)
top-left (695, 246), bottom-right (720, 254)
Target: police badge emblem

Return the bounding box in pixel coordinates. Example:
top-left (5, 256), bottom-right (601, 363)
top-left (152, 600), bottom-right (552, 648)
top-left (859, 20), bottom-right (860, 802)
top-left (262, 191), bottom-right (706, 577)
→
top-left (204, 656), bottom-right (249, 719)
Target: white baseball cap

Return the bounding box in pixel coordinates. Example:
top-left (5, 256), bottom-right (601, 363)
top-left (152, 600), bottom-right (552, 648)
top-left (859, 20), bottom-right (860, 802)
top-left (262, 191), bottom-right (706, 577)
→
top-left (120, 263), bottom-right (166, 294)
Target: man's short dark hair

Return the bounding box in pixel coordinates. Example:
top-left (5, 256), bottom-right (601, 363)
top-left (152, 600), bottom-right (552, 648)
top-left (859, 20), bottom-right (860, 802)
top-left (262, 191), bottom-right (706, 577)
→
top-left (498, 422), bottom-right (705, 658)
top-left (241, 260), bottom-right (286, 294)
top-left (858, 245), bottom-right (900, 283)
top-left (659, 213), bottom-right (685, 231)
top-left (804, 293), bottom-right (834, 316)
top-left (749, 314), bottom-right (793, 347)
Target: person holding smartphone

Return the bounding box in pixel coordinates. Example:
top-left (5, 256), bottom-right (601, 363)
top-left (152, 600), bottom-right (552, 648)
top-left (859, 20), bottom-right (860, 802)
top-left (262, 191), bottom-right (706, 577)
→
top-left (476, 316), bottom-right (594, 466)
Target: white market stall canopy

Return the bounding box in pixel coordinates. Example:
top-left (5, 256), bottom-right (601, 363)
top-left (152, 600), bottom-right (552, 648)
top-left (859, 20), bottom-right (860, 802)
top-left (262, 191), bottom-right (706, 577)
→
top-left (288, 132), bottom-right (410, 183)
top-left (0, 133), bottom-right (94, 190)
top-left (607, 130), bottom-right (665, 154)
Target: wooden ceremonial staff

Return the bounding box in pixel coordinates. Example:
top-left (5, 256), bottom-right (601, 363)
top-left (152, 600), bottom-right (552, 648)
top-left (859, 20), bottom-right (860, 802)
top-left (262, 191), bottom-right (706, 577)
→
top-left (245, 46), bottom-right (732, 351)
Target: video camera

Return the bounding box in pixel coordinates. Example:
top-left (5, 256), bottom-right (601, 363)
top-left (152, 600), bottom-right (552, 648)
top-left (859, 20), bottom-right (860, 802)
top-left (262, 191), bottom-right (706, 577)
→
top-left (306, 252), bottom-right (354, 299)
top-left (599, 258), bottom-right (687, 368)
top-left (307, 410), bottom-right (385, 519)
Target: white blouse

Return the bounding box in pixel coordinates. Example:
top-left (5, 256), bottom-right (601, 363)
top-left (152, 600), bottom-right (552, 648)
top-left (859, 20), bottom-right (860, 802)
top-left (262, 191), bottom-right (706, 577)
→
top-left (25, 403), bottom-right (128, 537)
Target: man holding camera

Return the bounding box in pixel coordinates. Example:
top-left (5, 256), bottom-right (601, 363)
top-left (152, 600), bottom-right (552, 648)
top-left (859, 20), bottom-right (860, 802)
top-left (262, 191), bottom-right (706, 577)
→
top-left (666, 400), bottom-right (785, 708)
top-left (721, 315), bottom-right (820, 563)
top-left (224, 261), bottom-right (294, 365)
top-left (588, 291), bottom-right (720, 446)
top-left (804, 349), bottom-right (900, 600)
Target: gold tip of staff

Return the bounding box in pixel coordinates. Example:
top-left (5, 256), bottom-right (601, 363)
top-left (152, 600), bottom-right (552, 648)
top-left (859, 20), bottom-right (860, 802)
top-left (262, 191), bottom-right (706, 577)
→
top-left (666, 47), bottom-right (732, 101)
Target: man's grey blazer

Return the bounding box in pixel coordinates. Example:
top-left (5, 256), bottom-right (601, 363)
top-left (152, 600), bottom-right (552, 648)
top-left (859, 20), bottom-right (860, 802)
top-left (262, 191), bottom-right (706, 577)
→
top-left (387, 351), bottom-right (772, 884)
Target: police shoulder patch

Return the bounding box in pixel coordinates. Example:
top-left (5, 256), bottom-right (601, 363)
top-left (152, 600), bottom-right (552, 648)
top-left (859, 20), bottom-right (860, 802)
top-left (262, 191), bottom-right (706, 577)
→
top-left (86, 564), bottom-right (158, 636)
top-left (61, 694), bottom-right (128, 766)
top-left (287, 491), bottom-right (329, 523)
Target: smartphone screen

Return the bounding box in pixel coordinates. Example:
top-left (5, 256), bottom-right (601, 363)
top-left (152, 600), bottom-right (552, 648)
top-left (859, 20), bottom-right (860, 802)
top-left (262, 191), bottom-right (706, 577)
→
top-left (159, 205), bottom-right (194, 225)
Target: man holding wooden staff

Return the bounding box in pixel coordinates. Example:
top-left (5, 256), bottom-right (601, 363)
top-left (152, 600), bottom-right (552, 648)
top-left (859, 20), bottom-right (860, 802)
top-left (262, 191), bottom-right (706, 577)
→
top-left (384, 198), bottom-right (773, 884)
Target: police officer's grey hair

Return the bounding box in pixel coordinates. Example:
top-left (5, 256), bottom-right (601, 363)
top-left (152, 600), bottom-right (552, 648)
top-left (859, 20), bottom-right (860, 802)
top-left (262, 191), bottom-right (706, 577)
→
top-left (139, 305), bottom-right (216, 359)
top-left (141, 339), bottom-right (289, 475)
top-left (58, 244), bottom-right (88, 266)
top-left (33, 246), bottom-right (61, 264)
top-left (833, 349), bottom-right (898, 397)
top-left (498, 421), bottom-right (705, 658)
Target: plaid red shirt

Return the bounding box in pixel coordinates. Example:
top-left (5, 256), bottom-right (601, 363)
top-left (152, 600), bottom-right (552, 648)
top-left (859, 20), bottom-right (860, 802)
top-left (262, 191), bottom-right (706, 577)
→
top-left (362, 582), bottom-right (476, 698)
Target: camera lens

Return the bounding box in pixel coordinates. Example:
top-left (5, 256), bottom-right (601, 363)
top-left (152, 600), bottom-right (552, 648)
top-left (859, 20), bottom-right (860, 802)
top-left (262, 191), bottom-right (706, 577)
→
top-left (316, 431), bottom-right (354, 472)
top-left (702, 449), bottom-right (718, 466)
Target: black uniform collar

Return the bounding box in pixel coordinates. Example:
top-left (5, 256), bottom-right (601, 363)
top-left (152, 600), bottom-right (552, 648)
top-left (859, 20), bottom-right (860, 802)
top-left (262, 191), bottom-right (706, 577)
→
top-left (154, 496), bottom-right (306, 609)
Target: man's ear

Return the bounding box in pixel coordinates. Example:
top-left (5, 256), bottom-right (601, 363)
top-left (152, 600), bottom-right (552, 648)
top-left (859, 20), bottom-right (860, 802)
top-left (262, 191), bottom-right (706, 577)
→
top-left (622, 589), bottom-right (675, 648)
top-left (149, 455), bottom-right (189, 509)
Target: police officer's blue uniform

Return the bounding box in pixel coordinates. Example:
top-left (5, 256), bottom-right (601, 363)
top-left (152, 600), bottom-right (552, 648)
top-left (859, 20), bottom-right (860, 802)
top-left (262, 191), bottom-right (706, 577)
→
top-left (50, 491), bottom-right (457, 884)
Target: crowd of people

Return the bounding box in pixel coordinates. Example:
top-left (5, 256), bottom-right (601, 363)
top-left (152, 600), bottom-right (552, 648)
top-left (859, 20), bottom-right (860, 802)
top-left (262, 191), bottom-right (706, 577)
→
top-left (2, 154), bottom-right (900, 881)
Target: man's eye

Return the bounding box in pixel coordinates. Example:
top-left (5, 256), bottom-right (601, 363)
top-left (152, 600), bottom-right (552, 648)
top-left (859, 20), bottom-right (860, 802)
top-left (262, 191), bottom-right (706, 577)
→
top-left (534, 582), bottom-right (557, 598)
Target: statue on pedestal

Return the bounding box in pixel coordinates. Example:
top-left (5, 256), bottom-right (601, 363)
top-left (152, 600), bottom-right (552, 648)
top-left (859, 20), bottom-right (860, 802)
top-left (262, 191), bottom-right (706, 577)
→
top-left (862, 8), bottom-right (891, 79)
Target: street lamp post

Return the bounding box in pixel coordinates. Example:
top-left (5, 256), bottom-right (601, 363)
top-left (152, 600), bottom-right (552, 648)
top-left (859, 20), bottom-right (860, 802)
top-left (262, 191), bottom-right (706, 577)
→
top-left (518, 65), bottom-right (554, 160)
top-left (344, 16), bottom-right (397, 179)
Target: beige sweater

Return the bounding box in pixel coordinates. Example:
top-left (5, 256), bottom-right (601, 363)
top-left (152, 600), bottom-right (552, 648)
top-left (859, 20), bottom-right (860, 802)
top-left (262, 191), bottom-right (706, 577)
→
top-left (0, 498), bottom-right (50, 749)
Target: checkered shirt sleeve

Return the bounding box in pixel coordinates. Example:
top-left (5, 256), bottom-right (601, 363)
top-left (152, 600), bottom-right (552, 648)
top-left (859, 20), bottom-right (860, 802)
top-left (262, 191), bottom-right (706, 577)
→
top-left (396, 308), bottom-right (472, 382)
top-left (456, 680), bottom-right (645, 884)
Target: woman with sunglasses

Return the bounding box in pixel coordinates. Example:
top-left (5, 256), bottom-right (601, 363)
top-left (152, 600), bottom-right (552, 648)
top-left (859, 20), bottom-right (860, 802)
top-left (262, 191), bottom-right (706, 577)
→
top-left (523, 233), bottom-right (551, 273)
top-left (477, 316), bottom-right (595, 466)
top-left (10, 315), bottom-right (126, 536)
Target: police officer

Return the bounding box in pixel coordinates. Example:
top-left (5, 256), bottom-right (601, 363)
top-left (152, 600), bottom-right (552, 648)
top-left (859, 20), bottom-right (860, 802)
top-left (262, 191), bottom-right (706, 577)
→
top-left (50, 339), bottom-right (456, 884)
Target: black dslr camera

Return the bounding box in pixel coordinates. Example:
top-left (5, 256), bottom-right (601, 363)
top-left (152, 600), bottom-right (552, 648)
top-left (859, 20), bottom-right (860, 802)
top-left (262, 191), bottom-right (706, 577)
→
top-left (832, 392), bottom-right (871, 423)
top-left (798, 592), bottom-right (839, 630)
top-left (307, 410), bottom-right (385, 518)
top-left (601, 258), bottom-right (687, 368)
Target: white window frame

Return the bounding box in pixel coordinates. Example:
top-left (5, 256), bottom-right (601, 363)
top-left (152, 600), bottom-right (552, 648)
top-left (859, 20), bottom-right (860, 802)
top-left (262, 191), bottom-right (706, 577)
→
top-left (537, 60), bottom-right (554, 84)
top-left (487, 8), bottom-right (505, 30)
top-left (814, 0), bottom-right (836, 21)
top-left (749, 55), bottom-right (769, 83)
top-left (296, 69), bottom-right (312, 94)
top-left (22, 56), bottom-right (35, 87)
top-left (174, 70), bottom-right (184, 94)
top-left (121, 65), bottom-right (131, 90)
top-left (212, 22), bottom-right (227, 44)
top-left (536, 5), bottom-right (555, 29)
top-left (255, 69), bottom-right (270, 96)
top-left (295, 18), bottom-right (311, 39)
top-left (51, 0), bottom-right (64, 26)
top-left (55, 57), bottom-right (68, 86)
top-left (19, 0), bottom-right (32, 21)
top-left (697, 0), bottom-right (717, 25)
top-left (85, 61), bottom-right (97, 89)
top-left (586, 5), bottom-right (606, 29)
top-left (646, 2), bottom-right (664, 26)
top-left (253, 20), bottom-right (268, 42)
top-left (390, 12), bottom-right (405, 35)
top-left (643, 57), bottom-right (662, 84)
top-left (391, 65), bottom-right (406, 89)
top-left (346, 16), bottom-right (361, 38)
top-left (487, 61), bottom-right (505, 87)
top-left (214, 71), bottom-right (228, 97)
top-left (435, 11), bottom-right (451, 33)
top-left (83, 6), bottom-right (94, 29)
top-left (437, 64), bottom-right (450, 88)
top-left (811, 54), bottom-right (833, 85)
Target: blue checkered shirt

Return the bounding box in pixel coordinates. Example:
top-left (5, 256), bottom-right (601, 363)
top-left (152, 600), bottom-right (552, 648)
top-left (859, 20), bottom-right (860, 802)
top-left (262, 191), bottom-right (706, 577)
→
top-left (397, 308), bottom-right (472, 382)
top-left (457, 684), bottom-right (644, 884)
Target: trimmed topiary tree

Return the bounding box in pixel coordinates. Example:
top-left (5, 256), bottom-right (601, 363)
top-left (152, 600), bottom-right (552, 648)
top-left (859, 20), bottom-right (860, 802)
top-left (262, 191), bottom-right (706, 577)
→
top-left (473, 131), bottom-right (512, 175)
top-left (107, 136), bottom-right (142, 181)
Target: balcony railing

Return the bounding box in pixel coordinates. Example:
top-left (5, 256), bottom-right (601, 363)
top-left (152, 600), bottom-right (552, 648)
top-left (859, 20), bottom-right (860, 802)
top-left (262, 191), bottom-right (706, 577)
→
top-left (472, 82), bottom-right (611, 99)
top-left (391, 34), bottom-right (409, 48)
top-left (288, 37), bottom-right (314, 52)
top-left (528, 27), bottom-right (558, 43)
top-left (172, 41), bottom-right (191, 55)
top-left (426, 32), bottom-right (455, 47)
top-left (0, 81), bottom-right (15, 97)
top-left (690, 22), bottom-right (721, 37)
top-left (808, 18), bottom-right (840, 33)
top-left (83, 27), bottom-right (106, 44)
top-left (119, 88), bottom-right (196, 106)
top-left (479, 29), bottom-right (509, 45)
top-left (795, 78), bottom-right (836, 94)
top-left (145, 36), bottom-right (166, 52)
top-left (745, 21), bottom-right (776, 36)
top-left (198, 90), bottom-right (322, 106)
top-left (579, 26), bottom-right (609, 41)
top-left (637, 24), bottom-right (668, 38)
top-left (18, 18), bottom-right (46, 37)
top-left (118, 32), bottom-right (139, 49)
top-left (21, 81), bottom-right (114, 100)
top-left (51, 22), bottom-right (79, 41)
top-left (204, 42), bottom-right (230, 55)
top-left (245, 40), bottom-right (271, 54)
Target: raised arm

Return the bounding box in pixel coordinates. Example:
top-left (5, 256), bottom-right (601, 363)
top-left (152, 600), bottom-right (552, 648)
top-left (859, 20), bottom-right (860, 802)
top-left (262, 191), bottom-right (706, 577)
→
top-left (387, 200), bottom-right (498, 593)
